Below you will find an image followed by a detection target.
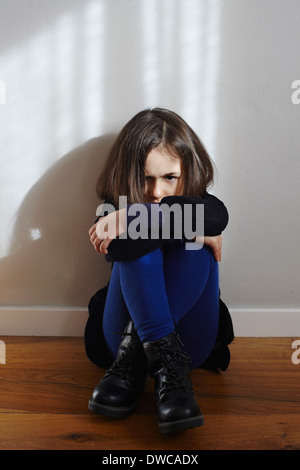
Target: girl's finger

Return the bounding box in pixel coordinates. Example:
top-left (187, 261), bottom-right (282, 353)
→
top-left (99, 238), bottom-right (112, 254)
top-left (88, 224), bottom-right (96, 237)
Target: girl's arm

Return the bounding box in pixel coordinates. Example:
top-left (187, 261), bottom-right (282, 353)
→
top-left (89, 193), bottom-right (228, 262)
top-left (89, 208), bottom-right (127, 255)
top-left (160, 193), bottom-right (229, 236)
top-left (89, 211), bottom-right (171, 259)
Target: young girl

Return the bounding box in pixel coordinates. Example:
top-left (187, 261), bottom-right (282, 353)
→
top-left (85, 108), bottom-right (234, 434)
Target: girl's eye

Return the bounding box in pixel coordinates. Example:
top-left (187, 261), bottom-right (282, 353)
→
top-left (145, 175), bottom-right (179, 182)
top-left (165, 175), bottom-right (176, 181)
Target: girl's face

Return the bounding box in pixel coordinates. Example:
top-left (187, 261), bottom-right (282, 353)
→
top-left (144, 147), bottom-right (184, 203)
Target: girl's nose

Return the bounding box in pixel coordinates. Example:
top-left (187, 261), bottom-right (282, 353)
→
top-left (152, 181), bottom-right (162, 200)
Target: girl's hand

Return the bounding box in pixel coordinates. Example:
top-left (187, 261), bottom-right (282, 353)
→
top-left (88, 223), bottom-right (103, 253)
top-left (195, 234), bottom-right (223, 261)
top-left (88, 209), bottom-right (127, 255)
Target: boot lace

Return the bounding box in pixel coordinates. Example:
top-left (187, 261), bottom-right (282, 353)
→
top-left (152, 337), bottom-right (193, 401)
top-left (107, 331), bottom-right (140, 381)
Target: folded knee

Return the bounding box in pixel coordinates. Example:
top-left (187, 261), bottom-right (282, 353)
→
top-left (120, 248), bottom-right (164, 269)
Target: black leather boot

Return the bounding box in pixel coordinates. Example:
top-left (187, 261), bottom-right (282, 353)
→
top-left (88, 321), bottom-right (148, 418)
top-left (143, 331), bottom-right (204, 433)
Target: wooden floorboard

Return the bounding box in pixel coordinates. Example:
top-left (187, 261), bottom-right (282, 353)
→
top-left (0, 336), bottom-right (299, 450)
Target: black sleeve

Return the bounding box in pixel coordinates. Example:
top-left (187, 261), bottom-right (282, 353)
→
top-left (160, 193), bottom-right (229, 237)
top-left (97, 193), bottom-right (229, 262)
top-left (93, 201), bottom-right (171, 262)
top-left (105, 236), bottom-right (171, 262)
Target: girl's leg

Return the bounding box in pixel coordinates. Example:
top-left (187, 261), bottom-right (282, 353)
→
top-left (163, 241), bottom-right (219, 368)
top-left (90, 263), bottom-right (149, 419)
top-left (102, 262), bottom-right (131, 357)
top-left (118, 248), bottom-right (175, 342)
top-left (99, 241), bottom-right (218, 431)
top-left (103, 241), bottom-right (219, 367)
top-left (140, 242), bottom-right (218, 432)
top-left (103, 250), bottom-right (174, 356)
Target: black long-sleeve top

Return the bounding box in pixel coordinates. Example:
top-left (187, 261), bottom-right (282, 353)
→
top-left (95, 193), bottom-right (229, 262)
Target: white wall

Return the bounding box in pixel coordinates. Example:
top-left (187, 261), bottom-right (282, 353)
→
top-left (0, 0), bottom-right (299, 335)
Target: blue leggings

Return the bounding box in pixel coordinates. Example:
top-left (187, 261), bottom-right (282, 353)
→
top-left (103, 241), bottom-right (220, 369)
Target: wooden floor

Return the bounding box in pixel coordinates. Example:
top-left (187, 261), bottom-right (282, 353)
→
top-left (0, 336), bottom-right (299, 450)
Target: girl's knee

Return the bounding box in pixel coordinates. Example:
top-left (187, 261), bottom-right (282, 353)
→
top-left (121, 247), bottom-right (163, 269)
top-left (165, 240), bottom-right (215, 268)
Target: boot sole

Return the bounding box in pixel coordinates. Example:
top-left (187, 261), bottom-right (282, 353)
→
top-left (158, 414), bottom-right (204, 434)
top-left (88, 397), bottom-right (137, 419)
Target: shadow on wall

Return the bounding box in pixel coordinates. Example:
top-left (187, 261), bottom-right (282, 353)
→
top-left (0, 134), bottom-right (116, 307)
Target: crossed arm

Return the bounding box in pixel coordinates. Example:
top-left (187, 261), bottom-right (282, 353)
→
top-left (88, 204), bottom-right (224, 262)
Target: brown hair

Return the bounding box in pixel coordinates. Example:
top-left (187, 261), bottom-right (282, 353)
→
top-left (96, 108), bottom-right (214, 205)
